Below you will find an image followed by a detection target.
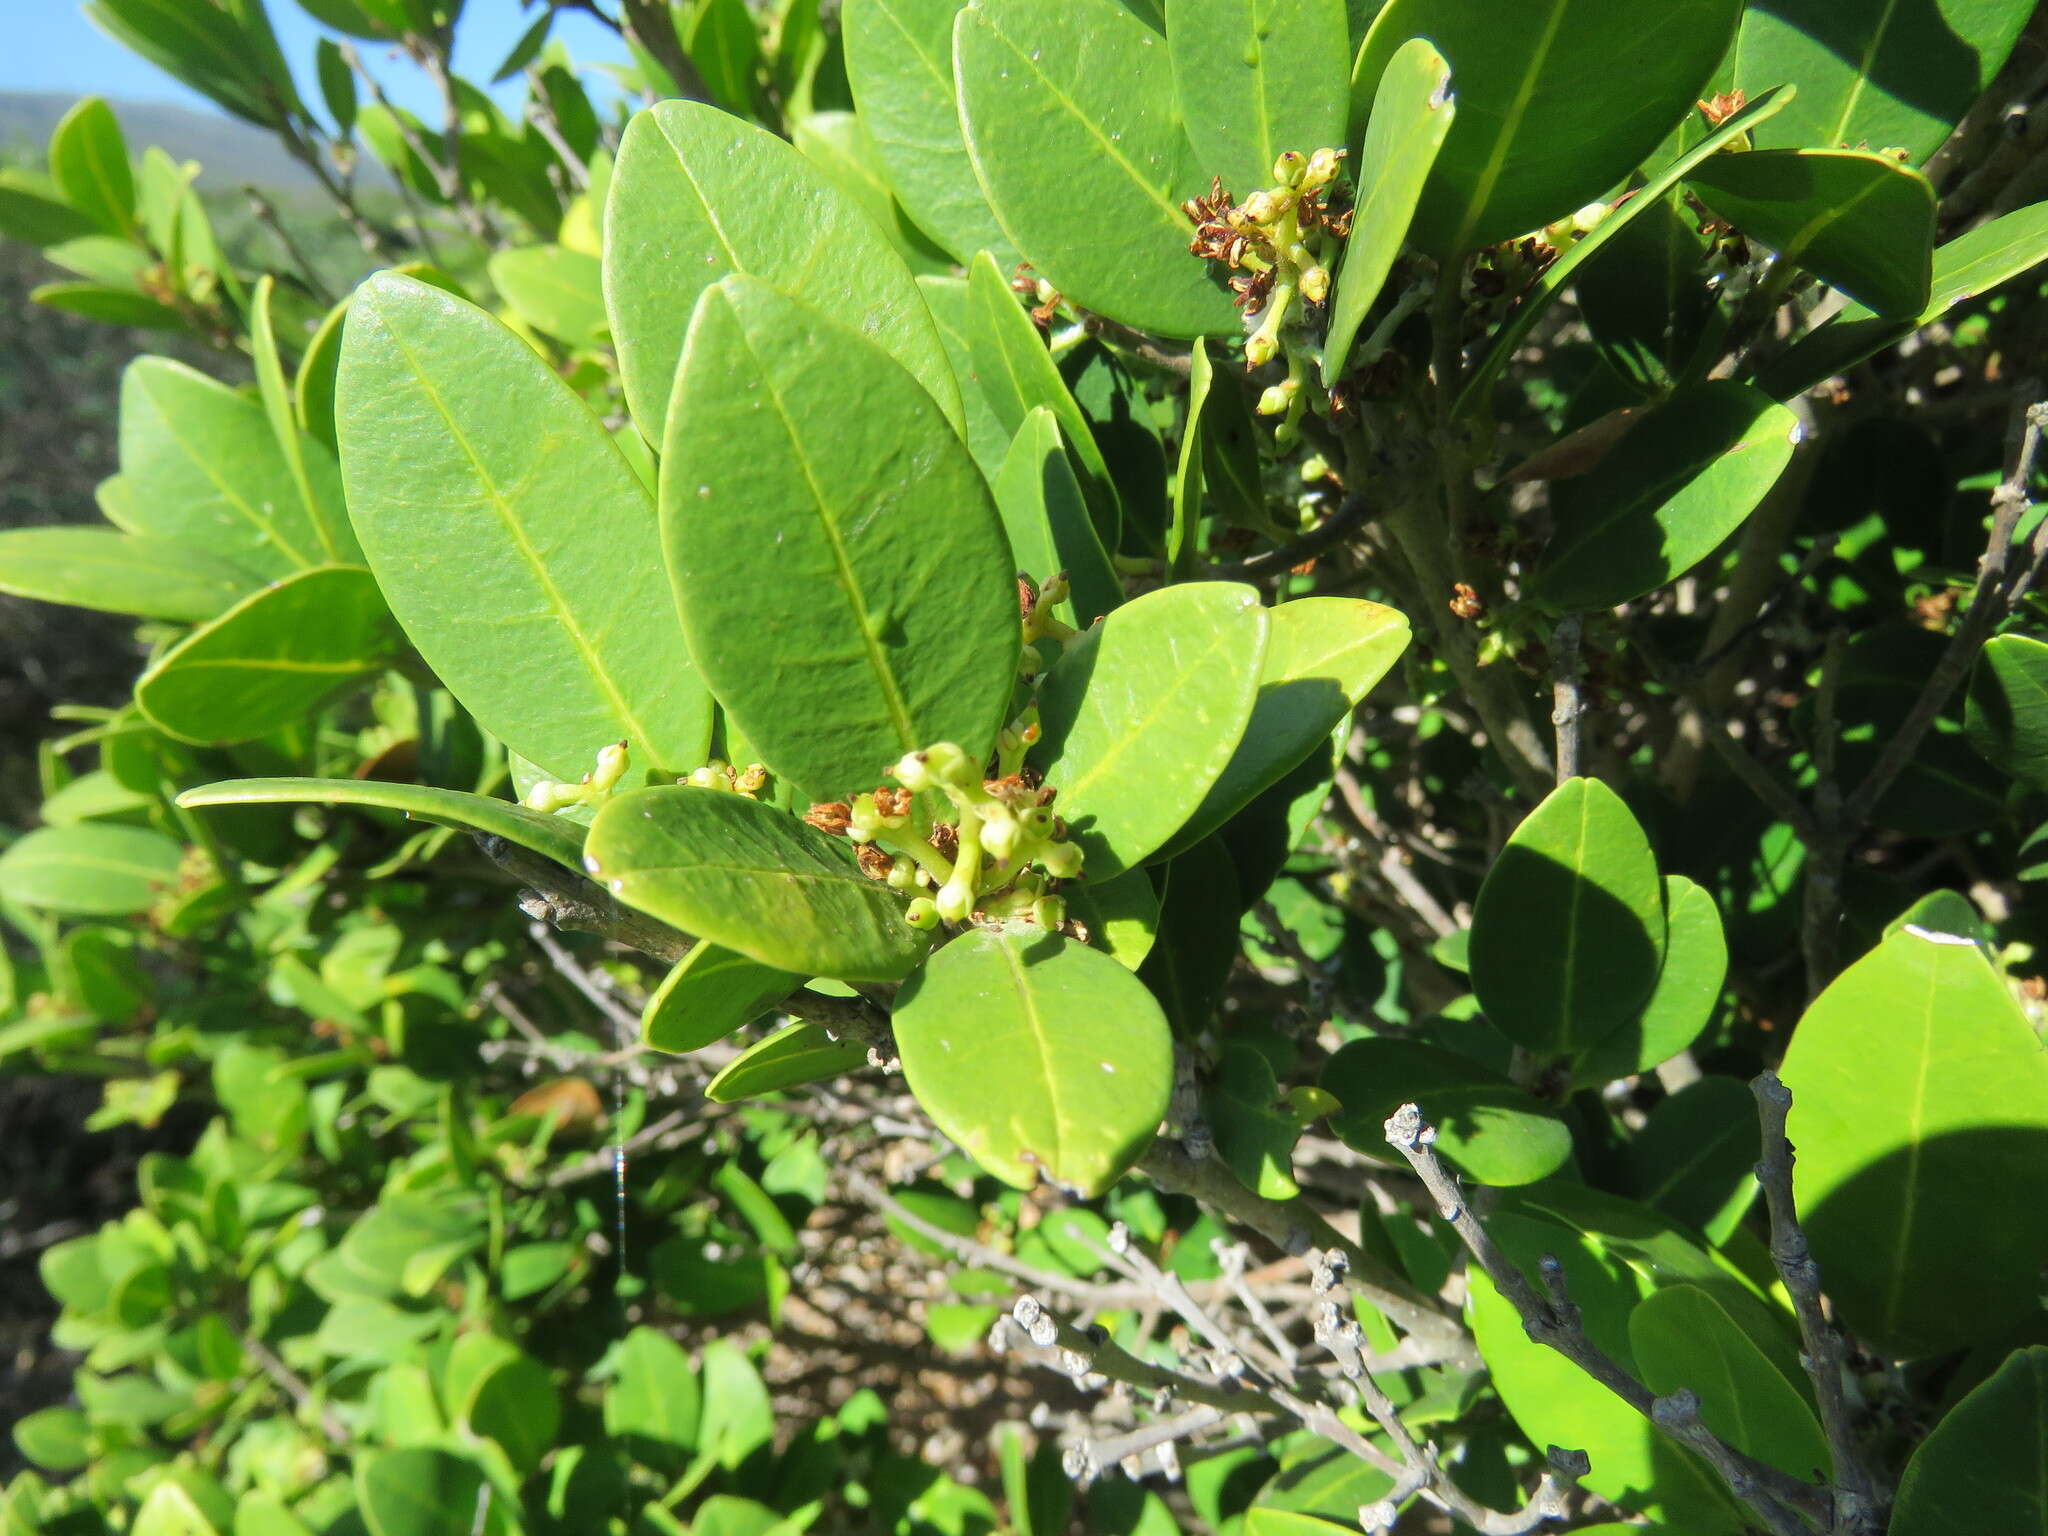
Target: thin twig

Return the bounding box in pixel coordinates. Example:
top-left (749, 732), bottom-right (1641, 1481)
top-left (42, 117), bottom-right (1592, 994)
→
top-left (244, 1335), bottom-right (348, 1447)
top-left (1382, 1103), bottom-right (1830, 1535)
top-left (242, 187), bottom-right (336, 306)
top-left (1200, 491), bottom-right (1375, 581)
top-left (1550, 614), bottom-right (1585, 783)
top-left (1752, 1072), bottom-right (1885, 1536)
top-left (526, 920), bottom-right (643, 1036)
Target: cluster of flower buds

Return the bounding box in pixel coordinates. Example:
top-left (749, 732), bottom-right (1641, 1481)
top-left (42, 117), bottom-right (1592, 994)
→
top-left (806, 731), bottom-right (1083, 934)
top-left (1184, 146), bottom-right (1350, 372)
top-left (679, 760), bottom-right (770, 796)
top-left (522, 740), bottom-right (634, 813)
top-left (1018, 572), bottom-right (1078, 677)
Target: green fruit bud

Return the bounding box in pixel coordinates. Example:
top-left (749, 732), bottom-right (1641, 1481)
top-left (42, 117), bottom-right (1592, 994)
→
top-left (887, 857), bottom-right (918, 891)
top-left (1299, 454), bottom-right (1331, 481)
top-left (1039, 840), bottom-right (1083, 879)
top-left (1241, 190), bottom-right (1279, 226)
top-left (905, 897), bottom-right (940, 930)
top-left (1303, 147), bottom-right (1344, 189)
top-left (935, 879), bottom-right (974, 923)
top-left (592, 741), bottom-right (631, 794)
top-left (1245, 330), bottom-right (1279, 367)
top-left (921, 741), bottom-right (976, 787)
top-left (892, 751), bottom-right (931, 790)
top-left (1299, 264), bottom-right (1330, 305)
top-left (1032, 894), bottom-right (1067, 930)
top-left (982, 809), bottom-right (1020, 861)
top-left (1257, 381), bottom-right (1297, 416)
top-left (1272, 150), bottom-right (1307, 187)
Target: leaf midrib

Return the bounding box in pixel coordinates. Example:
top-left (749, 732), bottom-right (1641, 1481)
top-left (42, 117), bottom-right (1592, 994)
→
top-left (139, 375), bottom-right (317, 570)
top-left (999, 935), bottom-right (1069, 1178)
top-left (1825, 0), bottom-right (1903, 148)
top-left (1878, 950), bottom-right (1938, 1338)
top-left (1451, 0), bottom-right (1571, 254)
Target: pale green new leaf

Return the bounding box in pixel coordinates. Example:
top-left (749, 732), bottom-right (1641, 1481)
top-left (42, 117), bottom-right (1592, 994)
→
top-left (337, 271), bottom-right (712, 780)
top-left (49, 97), bottom-right (134, 236)
top-left (894, 927), bottom-right (1172, 1195)
top-left (488, 243), bottom-right (608, 347)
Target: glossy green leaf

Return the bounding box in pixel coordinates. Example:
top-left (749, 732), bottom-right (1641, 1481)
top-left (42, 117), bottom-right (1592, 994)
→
top-left (1575, 876), bottom-right (1727, 1085)
top-left (790, 110), bottom-right (957, 276)
top-left (1967, 633), bottom-right (2048, 791)
top-left (1764, 201), bottom-right (2048, 397)
top-left (30, 281), bottom-right (182, 328)
top-left (955, 0), bottom-right (1238, 337)
top-left (1028, 582), bottom-right (1269, 879)
top-left (1780, 927), bottom-right (2048, 1358)
top-left (894, 927), bottom-right (1173, 1195)
top-left (1161, 596), bottom-right (1408, 858)
top-left (1893, 1345), bottom-right (2048, 1536)
top-left (917, 272), bottom-right (1013, 482)
top-left (176, 778), bottom-right (586, 871)
top-left (1209, 1042), bottom-right (1300, 1198)
top-left (1323, 1037), bottom-right (1571, 1185)
top-left (1323, 38), bottom-right (1453, 384)
top-left (642, 943), bottom-right (802, 1055)
top-left (1168, 341), bottom-right (1212, 574)
top-left (355, 1448), bottom-right (486, 1536)
top-left (0, 527), bottom-right (251, 623)
top-left (1139, 837), bottom-right (1242, 1032)
top-left (704, 1019), bottom-right (871, 1103)
top-left (250, 277), bottom-right (358, 568)
top-left (604, 1326), bottom-right (701, 1469)
top-left (49, 97), bottom-right (134, 235)
top-left (967, 251), bottom-right (1120, 540)
top-left (296, 294), bottom-right (349, 451)
top-left (489, 243), bottom-right (608, 347)
top-left (1065, 864), bottom-right (1161, 970)
top-left (1351, 0), bottom-right (1740, 256)
top-left (1469, 777), bottom-right (1665, 1055)
top-left (11, 1407), bottom-right (90, 1473)
top-left (0, 824), bottom-right (183, 916)
top-left (1465, 1212), bottom-right (1745, 1528)
top-left (1625, 1075), bottom-right (1759, 1248)
top-left (663, 275), bottom-right (1019, 801)
top-left (587, 786), bottom-right (931, 982)
top-left (1629, 1285), bottom-right (1829, 1483)
top-left (1726, 0), bottom-right (2033, 165)
top-left (338, 271), bottom-right (712, 780)
top-left (991, 409), bottom-right (1122, 629)
top-left (604, 98), bottom-right (959, 442)
top-left (135, 567), bottom-right (398, 745)
top-left (1685, 149), bottom-right (1934, 318)
top-left (842, 0), bottom-right (1019, 266)
top-left (1166, 0), bottom-right (1349, 195)
top-left (1577, 191), bottom-right (1719, 397)
top-left (120, 357), bottom-right (329, 579)
top-left (1532, 383), bottom-right (1800, 611)
top-left (1456, 87), bottom-right (1791, 416)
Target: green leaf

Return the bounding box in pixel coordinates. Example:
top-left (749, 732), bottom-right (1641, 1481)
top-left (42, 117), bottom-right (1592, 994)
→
top-left (1160, 596), bottom-right (1408, 858)
top-left (453, 1337), bottom-right (559, 1477)
top-left (176, 778), bottom-right (586, 871)
top-left (49, 97), bottom-right (134, 235)
top-left (1629, 1285), bottom-right (1829, 1483)
top-left (251, 277), bottom-right (358, 568)
top-left (1764, 201), bottom-right (2048, 398)
top-left (955, 0), bottom-right (1239, 337)
top-left (1779, 927), bottom-right (2048, 1358)
top-left (1165, 0), bottom-right (1350, 195)
top-left (1209, 1042), bottom-right (1300, 1197)
top-left (1577, 190), bottom-right (1720, 396)
top-left (1323, 38), bottom-right (1454, 384)
top-left (1531, 383), bottom-right (1801, 612)
top-left (967, 251), bottom-right (1121, 541)
top-left (1028, 582), bottom-right (1269, 880)
top-left (1967, 633), bottom-right (2048, 791)
top-left (790, 110), bottom-right (956, 276)
top-left (842, 0), bottom-right (1019, 267)
top-left (704, 1019), bottom-right (871, 1102)
top-left (642, 943), bottom-right (802, 1055)
top-left (1893, 1345), bottom-right (2048, 1536)
top-left (894, 927), bottom-right (1173, 1195)
top-left (1575, 875), bottom-right (1727, 1085)
top-left (1065, 864), bottom-right (1161, 970)
top-left (1350, 0), bottom-right (1740, 256)
top-left (488, 243), bottom-right (609, 348)
top-left (1465, 1212), bottom-right (1745, 1528)
top-left (917, 272), bottom-right (1014, 482)
top-left (1684, 149), bottom-right (1934, 319)
top-left (991, 408), bottom-right (1122, 629)
top-left (604, 1326), bottom-right (702, 1470)
top-left (316, 36), bottom-right (357, 130)
top-left (120, 356), bottom-right (330, 578)
top-left (355, 1448), bottom-right (486, 1536)
top-left (1725, 0), bottom-right (2033, 166)
top-left (11, 1407), bottom-right (90, 1473)
top-left (1139, 836), bottom-right (1242, 1032)
top-left (0, 168), bottom-right (101, 247)
top-left (587, 786), bottom-right (931, 982)
top-left (0, 527), bottom-right (252, 622)
top-left (1322, 1037), bottom-right (1572, 1185)
top-left (1468, 777), bottom-right (1665, 1055)
top-left (1455, 87), bottom-right (1791, 417)
top-left (338, 270), bottom-right (712, 780)
top-left (604, 99), bottom-right (959, 443)
top-left (1623, 1075), bottom-right (1759, 1247)
top-left (135, 567), bottom-right (398, 745)
top-left (664, 275), bottom-right (1019, 800)
top-left (30, 281), bottom-right (183, 328)
top-left (0, 824), bottom-right (184, 916)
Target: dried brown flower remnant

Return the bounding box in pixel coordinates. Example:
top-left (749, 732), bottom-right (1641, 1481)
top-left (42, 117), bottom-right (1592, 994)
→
top-left (1697, 89), bottom-right (1748, 128)
top-left (1448, 583), bottom-right (1486, 621)
top-left (854, 843), bottom-right (895, 881)
top-left (804, 801), bottom-right (852, 835)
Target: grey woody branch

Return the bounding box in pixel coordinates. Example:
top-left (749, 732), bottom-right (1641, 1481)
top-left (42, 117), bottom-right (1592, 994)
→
top-left (1382, 1102), bottom-right (1832, 1536)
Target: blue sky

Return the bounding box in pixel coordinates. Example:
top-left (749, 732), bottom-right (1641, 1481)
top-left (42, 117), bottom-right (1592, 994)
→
top-left (3, 3), bottom-right (633, 123)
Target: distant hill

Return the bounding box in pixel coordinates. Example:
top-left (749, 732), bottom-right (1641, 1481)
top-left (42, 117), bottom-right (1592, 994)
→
top-left (0, 91), bottom-right (324, 193)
